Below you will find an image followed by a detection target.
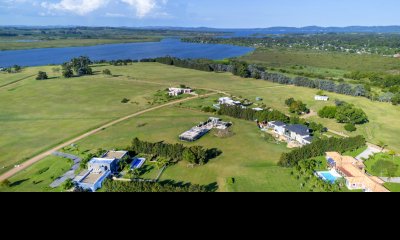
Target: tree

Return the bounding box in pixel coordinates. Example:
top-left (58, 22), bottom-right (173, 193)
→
top-left (318, 106), bottom-right (337, 119)
top-left (183, 148), bottom-right (196, 164)
top-left (62, 68), bottom-right (74, 78)
top-left (36, 71), bottom-right (48, 80)
top-left (335, 104), bottom-right (368, 124)
top-left (102, 69), bottom-right (112, 75)
top-left (0, 179), bottom-right (11, 188)
top-left (62, 179), bottom-right (75, 190)
top-left (285, 98), bottom-right (295, 107)
top-left (344, 123), bottom-right (357, 132)
top-left (13, 65), bottom-right (21, 72)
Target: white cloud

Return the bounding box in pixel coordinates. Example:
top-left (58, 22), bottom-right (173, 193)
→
top-left (41, 0), bottom-right (109, 15)
top-left (40, 0), bottom-right (168, 18)
top-left (121, 0), bottom-right (160, 18)
top-left (105, 12), bottom-right (126, 18)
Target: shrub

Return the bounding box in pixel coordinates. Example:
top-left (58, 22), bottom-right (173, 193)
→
top-left (36, 71), bottom-right (48, 80)
top-left (102, 69), bottom-right (112, 75)
top-left (37, 167), bottom-right (50, 175)
top-left (62, 179), bottom-right (75, 190)
top-left (121, 98), bottom-right (130, 104)
top-left (344, 123), bottom-right (357, 132)
top-left (0, 179), bottom-right (11, 188)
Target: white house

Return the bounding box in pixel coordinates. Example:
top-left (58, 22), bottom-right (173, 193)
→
top-left (268, 121), bottom-right (287, 136)
top-left (168, 87), bottom-right (192, 96)
top-left (394, 53), bottom-right (400, 58)
top-left (218, 97), bottom-right (241, 106)
top-left (315, 95), bottom-right (329, 101)
top-left (252, 107), bottom-right (264, 112)
top-left (284, 124), bottom-right (312, 145)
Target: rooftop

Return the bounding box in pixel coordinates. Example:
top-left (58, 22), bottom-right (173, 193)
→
top-left (285, 124), bottom-right (310, 136)
top-left (81, 170), bottom-right (106, 184)
top-left (270, 121), bottom-right (286, 127)
top-left (102, 150), bottom-right (128, 160)
top-left (89, 158), bottom-right (117, 165)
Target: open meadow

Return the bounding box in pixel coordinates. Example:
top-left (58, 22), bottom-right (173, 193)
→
top-left (1, 62), bottom-right (399, 191)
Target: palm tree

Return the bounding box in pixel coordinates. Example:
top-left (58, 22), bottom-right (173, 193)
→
top-left (378, 141), bottom-right (388, 151)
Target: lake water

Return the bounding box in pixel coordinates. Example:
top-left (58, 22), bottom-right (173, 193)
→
top-left (0, 38), bottom-right (254, 67)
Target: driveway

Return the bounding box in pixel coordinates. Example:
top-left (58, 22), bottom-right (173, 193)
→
top-left (356, 145), bottom-right (382, 161)
top-left (49, 152), bottom-right (81, 188)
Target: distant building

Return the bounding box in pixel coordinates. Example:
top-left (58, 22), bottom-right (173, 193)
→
top-left (74, 150), bottom-right (128, 192)
top-left (218, 97), bottom-right (242, 106)
top-left (168, 87), bottom-right (192, 96)
top-left (315, 95), bottom-right (329, 101)
top-left (252, 107), bottom-right (264, 112)
top-left (179, 117), bottom-right (232, 142)
top-left (394, 53), bottom-right (400, 58)
top-left (256, 97), bottom-right (263, 101)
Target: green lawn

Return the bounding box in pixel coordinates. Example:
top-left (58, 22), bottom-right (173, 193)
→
top-left (2, 62), bottom-right (400, 191)
top-left (66, 106), bottom-right (306, 192)
top-left (364, 153), bottom-right (400, 177)
top-left (98, 63), bottom-right (400, 152)
top-left (384, 183), bottom-right (400, 192)
top-left (0, 65), bottom-right (171, 174)
top-left (0, 156), bottom-right (72, 192)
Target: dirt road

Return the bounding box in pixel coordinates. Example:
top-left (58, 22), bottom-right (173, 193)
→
top-left (0, 93), bottom-right (217, 181)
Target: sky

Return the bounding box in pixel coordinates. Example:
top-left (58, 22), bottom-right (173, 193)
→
top-left (0, 0), bottom-right (399, 28)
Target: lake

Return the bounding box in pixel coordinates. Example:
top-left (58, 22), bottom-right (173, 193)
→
top-left (0, 38), bottom-right (254, 67)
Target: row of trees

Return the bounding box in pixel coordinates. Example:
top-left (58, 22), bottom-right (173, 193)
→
top-left (218, 104), bottom-right (289, 123)
top-left (217, 104), bottom-right (326, 135)
top-left (146, 57), bottom-right (370, 99)
top-left (129, 138), bottom-right (220, 165)
top-left (103, 179), bottom-right (213, 192)
top-left (279, 136), bottom-right (366, 167)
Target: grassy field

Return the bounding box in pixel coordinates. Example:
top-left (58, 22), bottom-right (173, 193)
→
top-left (0, 38), bottom-right (160, 51)
top-left (364, 153), bottom-right (400, 177)
top-left (241, 48), bottom-right (400, 74)
top-left (0, 155), bottom-right (72, 192)
top-left (1, 62), bottom-right (400, 191)
top-left (0, 65), bottom-right (172, 174)
top-left (95, 63), bottom-right (400, 151)
top-left (384, 183), bottom-right (400, 192)
top-left (60, 106), bottom-right (306, 192)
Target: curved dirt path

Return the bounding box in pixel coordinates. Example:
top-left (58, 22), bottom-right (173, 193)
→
top-left (0, 93), bottom-right (217, 181)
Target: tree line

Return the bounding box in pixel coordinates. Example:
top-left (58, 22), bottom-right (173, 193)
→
top-left (217, 104), bottom-right (326, 134)
top-left (129, 138), bottom-right (221, 165)
top-left (279, 135), bottom-right (366, 167)
top-left (103, 179), bottom-right (214, 192)
top-left (139, 57), bottom-right (370, 99)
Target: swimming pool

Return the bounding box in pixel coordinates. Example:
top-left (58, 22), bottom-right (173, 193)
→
top-left (131, 158), bottom-right (146, 169)
top-left (317, 170), bottom-right (342, 184)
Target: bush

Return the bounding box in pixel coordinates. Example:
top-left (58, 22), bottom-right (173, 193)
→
top-left (62, 179), bottom-right (75, 190)
top-left (202, 106), bottom-right (216, 113)
top-left (0, 179), bottom-right (11, 188)
top-left (344, 123), bottom-right (357, 132)
top-left (62, 68), bottom-right (74, 78)
top-left (36, 71), bottom-right (48, 80)
top-left (102, 69), bottom-right (112, 75)
top-left (121, 98), bottom-right (130, 103)
top-left (318, 106), bottom-right (337, 119)
top-left (37, 167), bottom-right (50, 175)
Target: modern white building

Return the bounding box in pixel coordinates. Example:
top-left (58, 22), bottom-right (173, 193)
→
top-left (218, 97), bottom-right (241, 106)
top-left (315, 95), bottom-right (329, 101)
top-left (168, 87), bottom-right (192, 96)
top-left (267, 121), bottom-right (313, 145)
